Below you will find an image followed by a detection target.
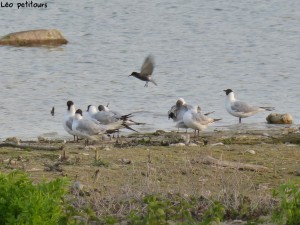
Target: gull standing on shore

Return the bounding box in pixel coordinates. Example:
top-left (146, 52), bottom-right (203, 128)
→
top-left (183, 106), bottom-right (222, 136)
top-left (224, 89), bottom-right (274, 123)
top-left (63, 100), bottom-right (78, 141)
top-left (98, 104), bottom-right (145, 126)
top-left (72, 109), bottom-right (124, 146)
top-left (129, 55), bottom-right (156, 87)
top-left (168, 98), bottom-right (190, 131)
top-left (87, 105), bottom-right (143, 134)
top-left (168, 98), bottom-right (215, 132)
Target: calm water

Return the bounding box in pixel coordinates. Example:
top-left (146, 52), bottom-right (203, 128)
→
top-left (0, 0), bottom-right (299, 140)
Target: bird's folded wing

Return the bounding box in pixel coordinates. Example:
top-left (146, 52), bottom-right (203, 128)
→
top-left (231, 101), bottom-right (259, 113)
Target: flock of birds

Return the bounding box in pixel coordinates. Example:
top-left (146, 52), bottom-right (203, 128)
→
top-left (62, 55), bottom-right (274, 146)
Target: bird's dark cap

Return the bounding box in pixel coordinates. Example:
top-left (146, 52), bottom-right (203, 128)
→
top-left (98, 105), bottom-right (105, 111)
top-left (129, 72), bottom-right (138, 77)
top-left (87, 105), bottom-right (92, 112)
top-left (75, 109), bottom-right (83, 116)
top-left (67, 100), bottom-right (74, 106)
top-left (224, 89), bottom-right (233, 95)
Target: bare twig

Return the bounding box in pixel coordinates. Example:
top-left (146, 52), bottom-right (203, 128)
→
top-left (0, 142), bottom-right (63, 151)
top-left (201, 155), bottom-right (269, 172)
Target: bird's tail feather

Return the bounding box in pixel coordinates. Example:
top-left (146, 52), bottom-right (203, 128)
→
top-left (123, 123), bottom-right (139, 132)
top-left (127, 120), bottom-right (146, 126)
top-left (213, 118), bottom-right (222, 122)
top-left (120, 113), bottom-right (134, 120)
top-left (204, 111), bottom-right (215, 116)
top-left (151, 79), bottom-right (157, 86)
top-left (260, 107), bottom-right (275, 111)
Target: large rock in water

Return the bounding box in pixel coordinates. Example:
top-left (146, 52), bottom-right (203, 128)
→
top-left (266, 113), bottom-right (293, 124)
top-left (0, 29), bottom-right (68, 46)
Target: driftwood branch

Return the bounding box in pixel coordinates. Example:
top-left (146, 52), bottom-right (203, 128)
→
top-left (0, 142), bottom-right (63, 151)
top-left (201, 155), bottom-right (269, 172)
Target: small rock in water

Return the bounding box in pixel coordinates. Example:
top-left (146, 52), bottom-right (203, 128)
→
top-left (266, 113), bottom-right (293, 124)
top-left (0, 29), bottom-right (68, 46)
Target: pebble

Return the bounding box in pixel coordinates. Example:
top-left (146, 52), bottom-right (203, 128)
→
top-left (262, 133), bottom-right (270, 137)
top-left (170, 143), bottom-right (186, 147)
top-left (285, 143), bottom-right (298, 147)
top-left (180, 134), bottom-right (190, 144)
top-left (211, 142), bottom-right (224, 146)
top-left (245, 149), bottom-right (256, 155)
top-left (188, 143), bottom-right (198, 147)
top-left (72, 181), bottom-right (84, 191)
top-left (85, 146), bottom-right (96, 150)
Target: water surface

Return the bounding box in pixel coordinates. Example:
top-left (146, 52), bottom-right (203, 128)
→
top-left (0, 0), bottom-right (299, 140)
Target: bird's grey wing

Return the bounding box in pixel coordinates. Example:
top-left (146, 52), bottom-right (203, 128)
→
top-left (110, 110), bottom-right (122, 118)
top-left (185, 104), bottom-right (194, 110)
top-left (77, 119), bottom-right (104, 135)
top-left (93, 112), bottom-right (117, 124)
top-left (140, 55), bottom-right (155, 76)
top-left (192, 112), bottom-right (211, 125)
top-left (231, 101), bottom-right (259, 113)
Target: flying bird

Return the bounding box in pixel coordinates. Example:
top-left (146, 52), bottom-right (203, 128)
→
top-left (129, 55), bottom-right (156, 87)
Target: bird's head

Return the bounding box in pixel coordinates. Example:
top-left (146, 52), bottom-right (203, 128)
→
top-left (223, 89), bottom-right (233, 96)
top-left (75, 109), bottom-right (83, 116)
top-left (129, 72), bottom-right (138, 77)
top-left (67, 100), bottom-right (74, 110)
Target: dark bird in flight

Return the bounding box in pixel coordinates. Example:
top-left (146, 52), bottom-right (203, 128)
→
top-left (129, 55), bottom-right (156, 87)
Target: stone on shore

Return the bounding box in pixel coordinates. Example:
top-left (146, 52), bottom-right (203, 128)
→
top-left (266, 113), bottom-right (293, 124)
top-left (0, 29), bottom-right (68, 46)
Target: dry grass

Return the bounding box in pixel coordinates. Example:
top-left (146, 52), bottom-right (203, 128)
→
top-left (0, 129), bottom-right (299, 222)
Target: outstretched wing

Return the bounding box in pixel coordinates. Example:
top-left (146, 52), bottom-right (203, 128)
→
top-left (140, 55), bottom-right (155, 76)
